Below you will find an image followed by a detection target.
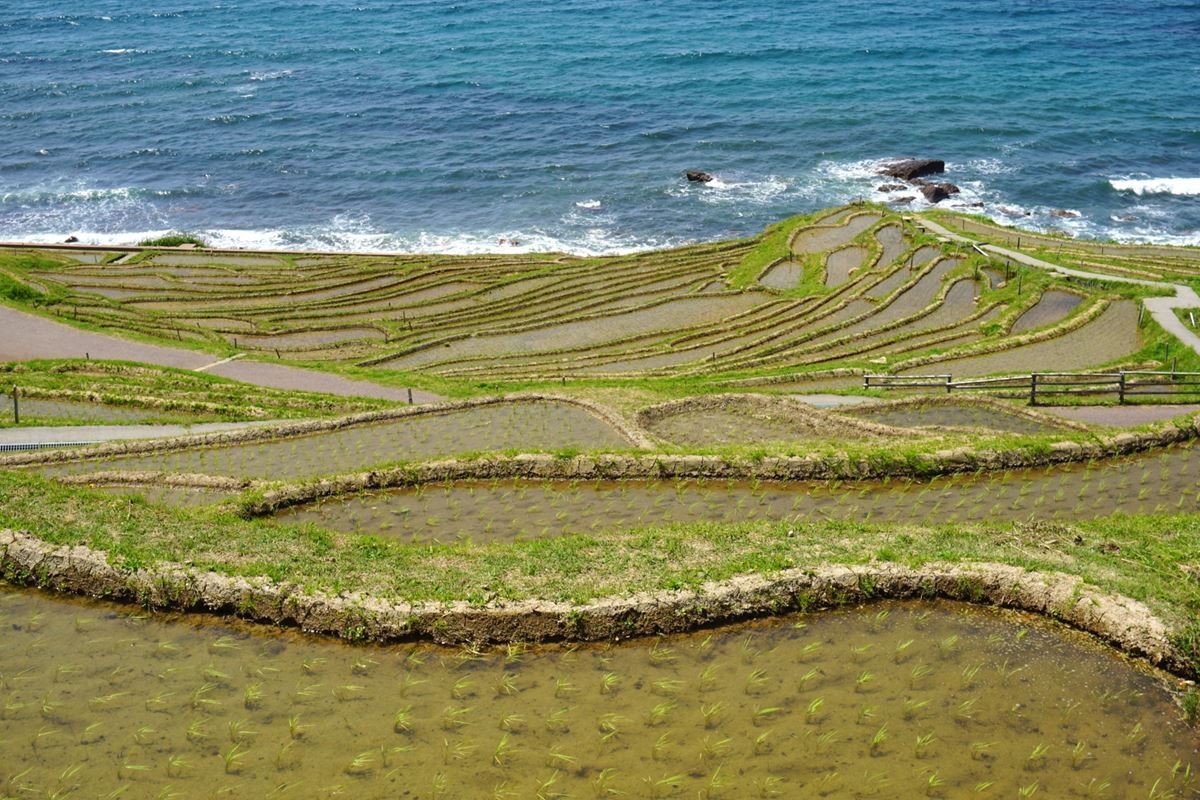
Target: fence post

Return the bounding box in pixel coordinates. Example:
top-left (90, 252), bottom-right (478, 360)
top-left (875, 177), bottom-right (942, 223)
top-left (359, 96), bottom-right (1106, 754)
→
top-left (1029, 373), bottom-right (1038, 406)
top-left (1118, 371), bottom-right (1125, 405)
top-left (407, 388), bottom-right (413, 405)
top-left (864, 375), bottom-right (871, 390)
top-left (11, 386), bottom-right (17, 425)
top-left (946, 375), bottom-right (952, 394)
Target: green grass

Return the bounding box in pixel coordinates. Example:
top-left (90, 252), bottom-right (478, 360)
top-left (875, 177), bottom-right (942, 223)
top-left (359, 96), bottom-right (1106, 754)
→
top-left (2, 469), bottom-right (1199, 651)
top-left (138, 233), bottom-right (208, 248)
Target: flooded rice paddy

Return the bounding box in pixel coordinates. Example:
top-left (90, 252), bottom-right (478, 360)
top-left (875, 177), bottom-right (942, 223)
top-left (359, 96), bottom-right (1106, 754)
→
top-left (278, 442), bottom-right (1200, 542)
top-left (846, 402), bottom-right (1071, 435)
top-left (32, 402), bottom-right (633, 481)
top-left (0, 585), bottom-right (1192, 799)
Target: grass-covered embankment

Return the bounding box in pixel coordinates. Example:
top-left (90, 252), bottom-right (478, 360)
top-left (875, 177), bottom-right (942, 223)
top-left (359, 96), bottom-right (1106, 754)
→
top-left (2, 468), bottom-right (1199, 674)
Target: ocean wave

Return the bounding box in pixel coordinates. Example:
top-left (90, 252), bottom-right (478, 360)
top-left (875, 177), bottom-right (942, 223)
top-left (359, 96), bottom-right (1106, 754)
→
top-left (1110, 177), bottom-right (1200, 196)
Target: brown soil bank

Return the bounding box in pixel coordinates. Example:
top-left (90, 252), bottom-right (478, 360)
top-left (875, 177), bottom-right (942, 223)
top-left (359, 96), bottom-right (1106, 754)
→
top-left (0, 529), bottom-right (1189, 678)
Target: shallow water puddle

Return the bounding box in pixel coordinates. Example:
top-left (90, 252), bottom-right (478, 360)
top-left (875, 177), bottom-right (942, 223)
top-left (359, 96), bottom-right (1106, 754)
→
top-left (0, 586), bottom-right (1192, 798)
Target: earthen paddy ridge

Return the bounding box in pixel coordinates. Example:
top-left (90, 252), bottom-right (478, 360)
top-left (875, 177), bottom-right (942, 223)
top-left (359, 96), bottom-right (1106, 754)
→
top-left (3, 206), bottom-right (1200, 796)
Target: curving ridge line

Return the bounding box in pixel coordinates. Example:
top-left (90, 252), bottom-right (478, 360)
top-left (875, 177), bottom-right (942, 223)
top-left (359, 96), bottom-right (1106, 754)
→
top-left (913, 217), bottom-right (1200, 358)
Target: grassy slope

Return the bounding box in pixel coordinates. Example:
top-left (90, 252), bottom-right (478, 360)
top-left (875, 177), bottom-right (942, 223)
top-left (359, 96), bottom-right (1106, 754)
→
top-left (2, 469), bottom-right (1198, 663)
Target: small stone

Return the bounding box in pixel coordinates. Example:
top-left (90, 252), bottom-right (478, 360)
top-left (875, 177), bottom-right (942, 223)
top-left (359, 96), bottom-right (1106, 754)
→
top-left (685, 170), bottom-right (714, 183)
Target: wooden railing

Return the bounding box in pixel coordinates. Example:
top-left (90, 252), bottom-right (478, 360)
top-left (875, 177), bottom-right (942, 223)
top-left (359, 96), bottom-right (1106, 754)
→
top-left (864, 370), bottom-right (1200, 405)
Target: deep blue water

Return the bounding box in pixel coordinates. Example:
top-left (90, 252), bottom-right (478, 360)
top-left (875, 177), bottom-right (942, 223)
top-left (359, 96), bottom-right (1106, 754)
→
top-left (2, 0), bottom-right (1199, 253)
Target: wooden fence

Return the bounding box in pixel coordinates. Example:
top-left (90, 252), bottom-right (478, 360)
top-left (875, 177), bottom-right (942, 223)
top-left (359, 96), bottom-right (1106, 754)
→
top-left (864, 370), bottom-right (1200, 405)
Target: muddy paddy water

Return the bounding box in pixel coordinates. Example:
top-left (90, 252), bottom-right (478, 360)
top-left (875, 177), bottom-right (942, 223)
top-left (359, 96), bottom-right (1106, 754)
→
top-left (0, 585), bottom-right (1191, 799)
top-left (278, 442), bottom-right (1200, 542)
top-left (32, 402), bottom-right (633, 481)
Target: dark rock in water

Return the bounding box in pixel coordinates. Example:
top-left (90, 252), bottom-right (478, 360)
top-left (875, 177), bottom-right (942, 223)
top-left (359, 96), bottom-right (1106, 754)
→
top-left (877, 183), bottom-right (908, 192)
top-left (889, 195), bottom-right (916, 205)
top-left (1050, 208), bottom-right (1082, 218)
top-left (879, 158), bottom-right (945, 181)
top-left (64, 236), bottom-right (79, 243)
top-left (920, 182), bottom-right (960, 203)
top-left (966, 202), bottom-right (985, 208)
top-left (998, 205), bottom-right (1030, 218)
top-left (686, 170), bottom-right (714, 183)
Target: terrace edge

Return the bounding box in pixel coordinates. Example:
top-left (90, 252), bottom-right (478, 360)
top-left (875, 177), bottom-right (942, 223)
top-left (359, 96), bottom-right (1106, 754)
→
top-left (0, 528), bottom-right (1190, 679)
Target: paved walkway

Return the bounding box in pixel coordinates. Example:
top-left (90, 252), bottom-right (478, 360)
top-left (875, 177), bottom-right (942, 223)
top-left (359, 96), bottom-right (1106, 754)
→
top-left (0, 420), bottom-right (284, 448)
top-left (0, 304), bottom-right (440, 403)
top-left (913, 218), bottom-right (1200, 358)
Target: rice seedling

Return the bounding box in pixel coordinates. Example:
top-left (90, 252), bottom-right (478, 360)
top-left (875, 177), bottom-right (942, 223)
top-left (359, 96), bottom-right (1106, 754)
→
top-left (914, 731), bottom-right (936, 758)
top-left (441, 704), bottom-right (473, 730)
top-left (132, 725), bottom-right (156, 746)
top-left (815, 770), bottom-right (841, 797)
top-left (288, 714), bottom-right (310, 740)
top-left (79, 721), bottom-right (104, 745)
top-left (909, 664), bottom-right (933, 689)
top-left (649, 641), bottom-right (677, 666)
top-left (190, 682), bottom-right (220, 712)
top-left (753, 705), bottom-right (783, 726)
top-left (399, 671), bottom-right (428, 697)
top-left (228, 718), bottom-right (257, 744)
top-left (925, 770), bottom-right (945, 798)
top-left (643, 772), bottom-right (685, 799)
top-left (599, 671), bottom-right (620, 694)
top-left (1026, 742), bottom-right (1049, 770)
top-left (185, 717), bottom-right (210, 745)
top-left (442, 737), bottom-right (477, 764)
top-left (118, 763), bottom-right (151, 781)
top-left (698, 664), bottom-right (719, 692)
top-left (492, 732), bottom-right (517, 766)
top-left (499, 712), bottom-right (525, 732)
top-left (274, 741), bottom-right (299, 772)
top-left (222, 743), bottom-right (247, 775)
top-left (592, 767), bottom-right (621, 798)
top-left (806, 697), bottom-right (825, 724)
top-left (857, 705), bottom-right (877, 725)
top-left (344, 750), bottom-right (377, 777)
top-left (754, 729), bottom-right (774, 755)
top-left (243, 683), bottom-right (263, 710)
top-left (431, 771), bottom-right (449, 799)
top-left (865, 722), bottom-right (889, 757)
top-left (1018, 782), bottom-right (1039, 798)
top-left (546, 706), bottom-right (571, 733)
top-left (816, 729), bottom-right (839, 755)
top-left (961, 662), bottom-right (983, 689)
top-left (699, 734), bottom-right (732, 765)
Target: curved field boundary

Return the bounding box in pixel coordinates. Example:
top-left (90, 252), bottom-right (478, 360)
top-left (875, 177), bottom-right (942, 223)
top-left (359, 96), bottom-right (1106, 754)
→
top-left (0, 394), bottom-right (653, 469)
top-left (634, 393), bottom-right (920, 440)
top-left (238, 419), bottom-right (1198, 517)
top-left (0, 529), bottom-right (1186, 675)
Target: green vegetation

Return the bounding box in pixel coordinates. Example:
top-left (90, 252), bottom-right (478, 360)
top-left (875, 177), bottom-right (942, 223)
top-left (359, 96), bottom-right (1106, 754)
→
top-left (2, 470), bottom-right (1199, 633)
top-left (138, 232), bottom-right (207, 248)
top-left (0, 359), bottom-right (396, 424)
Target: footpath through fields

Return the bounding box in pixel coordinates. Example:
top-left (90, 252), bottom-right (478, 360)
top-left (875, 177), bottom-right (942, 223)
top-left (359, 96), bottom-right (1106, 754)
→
top-left (0, 304), bottom-right (441, 403)
top-left (914, 218), bottom-right (1200, 358)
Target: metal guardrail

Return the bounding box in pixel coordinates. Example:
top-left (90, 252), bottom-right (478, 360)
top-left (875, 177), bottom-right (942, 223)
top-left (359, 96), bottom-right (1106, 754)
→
top-left (0, 441), bottom-right (101, 453)
top-left (865, 370), bottom-right (1200, 405)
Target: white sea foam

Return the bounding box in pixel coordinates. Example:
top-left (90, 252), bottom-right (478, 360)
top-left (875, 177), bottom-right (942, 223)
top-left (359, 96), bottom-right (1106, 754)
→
top-left (1110, 177), bottom-right (1200, 196)
top-left (574, 199), bottom-right (602, 209)
top-left (100, 48), bottom-right (143, 55)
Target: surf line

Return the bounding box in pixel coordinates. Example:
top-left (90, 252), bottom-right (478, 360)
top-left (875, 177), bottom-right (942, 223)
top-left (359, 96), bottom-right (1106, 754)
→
top-left (195, 353), bottom-right (246, 372)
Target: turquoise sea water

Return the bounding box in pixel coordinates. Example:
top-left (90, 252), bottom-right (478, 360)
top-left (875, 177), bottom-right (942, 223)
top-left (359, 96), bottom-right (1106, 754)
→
top-left (2, 0), bottom-right (1198, 253)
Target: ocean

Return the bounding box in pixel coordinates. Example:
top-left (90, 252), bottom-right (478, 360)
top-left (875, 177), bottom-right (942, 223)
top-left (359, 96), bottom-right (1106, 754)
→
top-left (1, 0), bottom-right (1198, 253)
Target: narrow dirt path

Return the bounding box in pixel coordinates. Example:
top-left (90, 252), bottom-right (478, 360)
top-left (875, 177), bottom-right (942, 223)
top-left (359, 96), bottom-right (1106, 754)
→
top-left (0, 304), bottom-right (440, 402)
top-left (914, 218), bottom-right (1200, 358)
top-left (0, 421), bottom-right (285, 449)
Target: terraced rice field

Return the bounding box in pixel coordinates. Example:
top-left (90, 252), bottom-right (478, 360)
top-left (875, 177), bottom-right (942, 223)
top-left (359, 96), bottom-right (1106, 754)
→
top-left (0, 396), bottom-right (173, 424)
top-left (903, 301), bottom-right (1140, 378)
top-left (10, 204), bottom-right (1140, 383)
top-left (846, 401), bottom-right (1074, 435)
top-left (276, 441), bottom-right (1200, 542)
top-left (32, 402), bottom-right (633, 481)
top-left (1010, 290), bottom-right (1084, 334)
top-left (1, 585), bottom-right (1189, 800)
